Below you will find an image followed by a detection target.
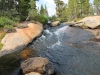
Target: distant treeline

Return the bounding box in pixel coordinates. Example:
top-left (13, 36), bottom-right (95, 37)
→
top-left (0, 0), bottom-right (100, 22)
top-left (54, 0), bottom-right (100, 21)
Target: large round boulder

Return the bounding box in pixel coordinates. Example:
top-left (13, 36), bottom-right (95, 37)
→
top-left (20, 57), bottom-right (54, 75)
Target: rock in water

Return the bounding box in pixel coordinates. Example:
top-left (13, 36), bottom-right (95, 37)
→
top-left (51, 21), bottom-right (60, 27)
top-left (21, 57), bottom-right (54, 75)
top-left (75, 16), bottom-right (100, 29)
top-left (25, 72), bottom-right (41, 75)
top-left (0, 23), bottom-right (43, 57)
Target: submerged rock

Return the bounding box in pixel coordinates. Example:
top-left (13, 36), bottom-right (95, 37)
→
top-left (21, 57), bottom-right (54, 75)
top-left (0, 23), bottom-right (43, 57)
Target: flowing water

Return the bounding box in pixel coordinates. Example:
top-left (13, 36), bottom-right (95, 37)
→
top-left (30, 24), bottom-right (100, 75)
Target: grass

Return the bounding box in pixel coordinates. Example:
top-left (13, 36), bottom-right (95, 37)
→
top-left (4, 25), bottom-right (15, 29)
top-left (73, 18), bottom-right (82, 22)
top-left (0, 32), bottom-right (6, 42)
top-left (0, 31), bottom-right (6, 50)
top-left (0, 43), bottom-right (3, 50)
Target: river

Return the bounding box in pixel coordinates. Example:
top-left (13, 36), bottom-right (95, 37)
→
top-left (29, 23), bottom-right (100, 75)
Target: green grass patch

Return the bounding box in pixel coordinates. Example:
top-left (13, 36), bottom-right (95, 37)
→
top-left (0, 16), bottom-right (14, 28)
top-left (4, 25), bottom-right (15, 29)
top-left (0, 43), bottom-right (3, 50)
top-left (0, 32), bottom-right (6, 42)
top-left (73, 18), bottom-right (82, 22)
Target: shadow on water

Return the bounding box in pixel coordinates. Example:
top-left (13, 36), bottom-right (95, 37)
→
top-left (0, 47), bottom-right (38, 75)
top-left (31, 24), bottom-right (100, 75)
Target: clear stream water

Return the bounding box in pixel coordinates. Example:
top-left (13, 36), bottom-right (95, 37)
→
top-left (30, 24), bottom-right (100, 75)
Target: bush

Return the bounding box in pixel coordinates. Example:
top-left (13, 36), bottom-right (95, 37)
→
top-left (73, 18), bottom-right (82, 22)
top-left (0, 10), bottom-right (20, 22)
top-left (0, 17), bottom-right (14, 28)
top-left (35, 15), bottom-right (48, 24)
top-left (49, 15), bottom-right (57, 21)
top-left (29, 14), bottom-right (48, 24)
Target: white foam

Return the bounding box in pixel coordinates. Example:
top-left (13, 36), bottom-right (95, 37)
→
top-left (54, 26), bottom-right (68, 35)
top-left (44, 30), bottom-right (52, 35)
top-left (47, 40), bottom-right (61, 49)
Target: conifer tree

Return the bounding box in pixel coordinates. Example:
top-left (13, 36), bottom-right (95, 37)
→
top-left (28, 0), bottom-right (38, 20)
top-left (67, 0), bottom-right (79, 20)
top-left (17, 0), bottom-right (30, 20)
top-left (40, 5), bottom-right (45, 15)
top-left (94, 0), bottom-right (100, 15)
top-left (79, 0), bottom-right (90, 17)
top-left (54, 0), bottom-right (67, 21)
top-left (44, 5), bottom-right (49, 17)
top-left (40, 5), bottom-right (48, 17)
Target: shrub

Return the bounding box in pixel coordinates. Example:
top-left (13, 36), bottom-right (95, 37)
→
top-left (4, 25), bottom-right (14, 29)
top-left (0, 17), bottom-right (14, 28)
top-left (73, 18), bottom-right (82, 22)
top-left (49, 15), bottom-right (57, 21)
top-left (29, 14), bottom-right (48, 24)
top-left (35, 15), bottom-right (48, 24)
top-left (0, 10), bottom-right (20, 22)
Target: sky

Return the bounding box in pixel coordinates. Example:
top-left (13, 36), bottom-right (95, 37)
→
top-left (36, 0), bottom-right (94, 16)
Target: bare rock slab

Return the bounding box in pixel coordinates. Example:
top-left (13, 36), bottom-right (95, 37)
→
top-left (0, 23), bottom-right (43, 57)
top-left (21, 57), bottom-right (54, 75)
top-left (75, 16), bottom-right (100, 29)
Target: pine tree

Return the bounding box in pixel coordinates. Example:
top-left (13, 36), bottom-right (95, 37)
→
top-left (88, 4), bottom-right (94, 16)
top-left (44, 5), bottom-right (48, 17)
top-left (67, 0), bottom-right (90, 20)
top-left (40, 5), bottom-right (48, 17)
top-left (40, 5), bottom-right (45, 15)
top-left (54, 0), bottom-right (67, 21)
top-left (17, 0), bottom-right (30, 21)
top-left (28, 0), bottom-right (38, 20)
top-left (79, 0), bottom-right (90, 17)
top-left (94, 0), bottom-right (100, 15)
top-left (67, 0), bottom-right (79, 20)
